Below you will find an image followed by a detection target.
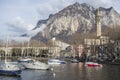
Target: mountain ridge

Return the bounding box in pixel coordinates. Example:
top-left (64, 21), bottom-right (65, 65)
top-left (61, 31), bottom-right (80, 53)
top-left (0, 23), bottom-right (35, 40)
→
top-left (30, 2), bottom-right (120, 43)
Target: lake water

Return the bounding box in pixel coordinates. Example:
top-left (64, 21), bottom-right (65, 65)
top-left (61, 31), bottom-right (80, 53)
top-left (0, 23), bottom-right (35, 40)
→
top-left (0, 63), bottom-right (120, 80)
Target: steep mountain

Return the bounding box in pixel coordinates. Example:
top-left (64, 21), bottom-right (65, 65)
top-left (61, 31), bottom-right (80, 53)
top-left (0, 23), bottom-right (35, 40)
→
top-left (31, 2), bottom-right (120, 43)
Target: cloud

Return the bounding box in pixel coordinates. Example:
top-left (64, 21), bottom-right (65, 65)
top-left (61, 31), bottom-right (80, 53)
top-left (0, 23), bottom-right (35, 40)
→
top-left (6, 16), bottom-right (34, 34)
top-left (37, 0), bottom-right (74, 19)
top-left (26, 24), bottom-right (46, 37)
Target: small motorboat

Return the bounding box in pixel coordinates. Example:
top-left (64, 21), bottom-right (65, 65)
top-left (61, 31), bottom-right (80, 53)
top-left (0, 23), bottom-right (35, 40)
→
top-left (23, 60), bottom-right (49, 70)
top-left (86, 62), bottom-right (102, 67)
top-left (18, 57), bottom-right (34, 69)
top-left (0, 62), bottom-right (22, 76)
top-left (70, 59), bottom-right (79, 63)
top-left (48, 59), bottom-right (67, 65)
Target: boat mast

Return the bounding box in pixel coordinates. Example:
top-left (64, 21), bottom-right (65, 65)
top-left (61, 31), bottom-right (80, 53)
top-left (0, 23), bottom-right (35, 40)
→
top-left (21, 42), bottom-right (24, 57)
top-left (5, 37), bottom-right (9, 63)
top-left (27, 39), bottom-right (30, 57)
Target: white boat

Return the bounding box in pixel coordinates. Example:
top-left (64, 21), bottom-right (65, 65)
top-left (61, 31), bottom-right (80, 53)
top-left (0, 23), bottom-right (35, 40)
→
top-left (70, 59), bottom-right (79, 63)
top-left (18, 57), bottom-right (34, 69)
top-left (86, 62), bottom-right (102, 67)
top-left (9, 62), bottom-right (25, 70)
top-left (22, 60), bottom-right (49, 70)
top-left (48, 59), bottom-right (67, 65)
top-left (0, 38), bottom-right (22, 76)
top-left (0, 62), bottom-right (22, 76)
top-left (18, 57), bottom-right (33, 62)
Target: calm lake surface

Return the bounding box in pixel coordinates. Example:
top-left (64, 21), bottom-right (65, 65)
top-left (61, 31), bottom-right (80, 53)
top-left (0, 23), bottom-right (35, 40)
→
top-left (0, 62), bottom-right (120, 80)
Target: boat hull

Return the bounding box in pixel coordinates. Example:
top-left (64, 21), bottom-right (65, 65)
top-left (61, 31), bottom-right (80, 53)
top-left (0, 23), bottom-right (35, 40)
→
top-left (86, 62), bottom-right (102, 67)
top-left (87, 64), bottom-right (101, 67)
top-left (23, 62), bottom-right (49, 70)
top-left (24, 64), bottom-right (49, 70)
top-left (0, 70), bottom-right (21, 76)
top-left (48, 59), bottom-right (67, 65)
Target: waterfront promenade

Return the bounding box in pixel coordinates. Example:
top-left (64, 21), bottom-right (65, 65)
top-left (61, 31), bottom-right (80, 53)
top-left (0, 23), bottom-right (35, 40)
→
top-left (0, 47), bottom-right (61, 58)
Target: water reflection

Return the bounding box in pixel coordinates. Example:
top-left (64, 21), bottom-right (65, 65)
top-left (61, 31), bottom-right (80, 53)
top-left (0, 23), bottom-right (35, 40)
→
top-left (0, 76), bottom-right (21, 80)
top-left (21, 70), bottom-right (53, 80)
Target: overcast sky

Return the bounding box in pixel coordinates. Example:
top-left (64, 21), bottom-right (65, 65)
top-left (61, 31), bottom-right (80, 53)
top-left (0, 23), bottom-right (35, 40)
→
top-left (0, 0), bottom-right (120, 39)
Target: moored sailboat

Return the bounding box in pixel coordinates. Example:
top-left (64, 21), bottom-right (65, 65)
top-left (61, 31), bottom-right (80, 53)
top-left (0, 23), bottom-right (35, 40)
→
top-left (0, 62), bottom-right (22, 76)
top-left (0, 38), bottom-right (22, 76)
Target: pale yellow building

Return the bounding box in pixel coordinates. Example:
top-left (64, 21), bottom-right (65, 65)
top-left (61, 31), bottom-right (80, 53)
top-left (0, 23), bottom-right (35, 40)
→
top-left (84, 36), bottom-right (109, 46)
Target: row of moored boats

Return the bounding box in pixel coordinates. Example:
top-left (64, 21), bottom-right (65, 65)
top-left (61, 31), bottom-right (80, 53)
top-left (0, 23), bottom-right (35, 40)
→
top-left (0, 58), bottom-right (67, 76)
top-left (0, 58), bottom-right (102, 76)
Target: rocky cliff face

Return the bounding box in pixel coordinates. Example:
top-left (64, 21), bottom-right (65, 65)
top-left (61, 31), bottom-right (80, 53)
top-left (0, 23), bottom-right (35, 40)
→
top-left (31, 2), bottom-right (120, 43)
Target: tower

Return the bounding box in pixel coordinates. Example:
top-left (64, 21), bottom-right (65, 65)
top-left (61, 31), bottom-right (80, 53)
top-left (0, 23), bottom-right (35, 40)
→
top-left (96, 8), bottom-right (101, 37)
